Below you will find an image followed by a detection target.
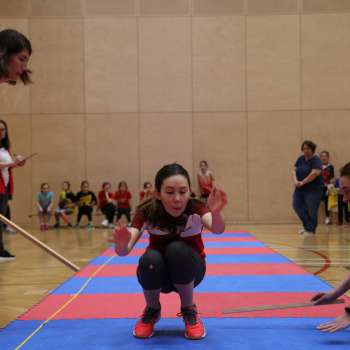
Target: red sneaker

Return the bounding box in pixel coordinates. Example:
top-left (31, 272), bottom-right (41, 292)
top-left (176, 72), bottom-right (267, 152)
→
top-left (179, 304), bottom-right (206, 340)
top-left (133, 305), bottom-right (161, 339)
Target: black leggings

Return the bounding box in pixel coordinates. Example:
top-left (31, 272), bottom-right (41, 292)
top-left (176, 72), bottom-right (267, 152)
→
top-left (77, 205), bottom-right (93, 223)
top-left (137, 240), bottom-right (206, 293)
top-left (117, 208), bottom-right (131, 222)
top-left (102, 203), bottom-right (116, 224)
top-left (338, 194), bottom-right (350, 224)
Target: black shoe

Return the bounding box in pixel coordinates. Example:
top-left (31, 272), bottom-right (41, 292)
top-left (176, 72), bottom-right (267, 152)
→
top-left (67, 223), bottom-right (73, 228)
top-left (0, 249), bottom-right (16, 262)
top-left (53, 223), bottom-right (60, 229)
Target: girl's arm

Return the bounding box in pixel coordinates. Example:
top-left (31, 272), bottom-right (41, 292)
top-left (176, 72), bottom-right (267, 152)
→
top-left (36, 201), bottom-right (43, 211)
top-left (48, 195), bottom-right (53, 211)
top-left (201, 186), bottom-right (227, 234)
top-left (300, 169), bottom-right (322, 186)
top-left (112, 225), bottom-right (142, 256)
top-left (292, 168), bottom-right (298, 185)
top-left (106, 192), bottom-right (113, 203)
top-left (312, 273), bottom-right (350, 305)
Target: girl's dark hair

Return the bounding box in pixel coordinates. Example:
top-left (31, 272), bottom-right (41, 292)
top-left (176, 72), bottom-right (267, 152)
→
top-left (340, 163), bottom-right (350, 178)
top-left (0, 29), bottom-right (32, 85)
top-left (154, 163), bottom-right (191, 192)
top-left (118, 181), bottom-right (128, 190)
top-left (41, 182), bottom-right (49, 190)
top-left (102, 181), bottom-right (111, 189)
top-left (320, 150), bottom-right (330, 157)
top-left (0, 119), bottom-right (10, 150)
top-left (137, 163), bottom-right (201, 233)
top-left (200, 160), bottom-right (208, 167)
top-left (81, 180), bottom-right (89, 189)
top-left (301, 140), bottom-right (317, 153)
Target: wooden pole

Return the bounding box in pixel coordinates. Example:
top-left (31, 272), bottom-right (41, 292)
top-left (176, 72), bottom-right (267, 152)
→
top-left (0, 214), bottom-right (80, 272)
top-left (222, 299), bottom-right (345, 314)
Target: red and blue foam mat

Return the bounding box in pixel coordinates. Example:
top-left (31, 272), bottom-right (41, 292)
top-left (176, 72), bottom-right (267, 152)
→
top-left (1, 231), bottom-right (349, 350)
top-left (2, 319), bottom-right (350, 350)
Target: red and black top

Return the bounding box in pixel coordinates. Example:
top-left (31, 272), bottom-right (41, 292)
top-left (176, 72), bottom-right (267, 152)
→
top-left (131, 200), bottom-right (210, 258)
top-left (114, 191), bottom-right (132, 209)
top-left (98, 190), bottom-right (114, 209)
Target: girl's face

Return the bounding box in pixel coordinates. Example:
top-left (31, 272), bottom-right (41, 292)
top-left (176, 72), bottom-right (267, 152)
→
top-left (42, 184), bottom-right (49, 193)
top-left (6, 49), bottom-right (30, 82)
top-left (104, 184), bottom-right (111, 192)
top-left (82, 183), bottom-right (89, 192)
top-left (145, 183), bottom-right (152, 191)
top-left (0, 122), bottom-right (7, 141)
top-left (119, 184), bottom-right (127, 192)
top-left (320, 153), bottom-right (329, 165)
top-left (62, 182), bottom-right (69, 191)
top-left (200, 162), bottom-right (208, 172)
top-left (340, 176), bottom-right (350, 202)
top-left (157, 175), bottom-right (191, 217)
top-left (302, 145), bottom-right (313, 159)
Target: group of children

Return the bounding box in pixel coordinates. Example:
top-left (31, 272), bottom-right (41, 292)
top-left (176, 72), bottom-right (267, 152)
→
top-left (36, 180), bottom-right (133, 230)
top-left (321, 151), bottom-right (350, 226)
top-left (36, 161), bottom-right (215, 231)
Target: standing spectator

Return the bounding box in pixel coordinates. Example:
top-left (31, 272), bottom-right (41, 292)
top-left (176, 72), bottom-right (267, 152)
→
top-left (197, 160), bottom-right (214, 204)
top-left (320, 151), bottom-right (334, 225)
top-left (37, 183), bottom-right (53, 230)
top-left (75, 181), bottom-right (97, 229)
top-left (54, 181), bottom-right (75, 228)
top-left (292, 140), bottom-right (324, 236)
top-left (98, 182), bottom-right (116, 228)
top-left (115, 181), bottom-right (132, 223)
top-left (0, 29), bottom-right (32, 261)
top-left (140, 181), bottom-right (153, 202)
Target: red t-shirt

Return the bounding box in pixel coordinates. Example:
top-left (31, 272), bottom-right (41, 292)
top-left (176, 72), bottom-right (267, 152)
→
top-left (98, 191), bottom-right (114, 209)
top-left (132, 200), bottom-right (210, 258)
top-left (198, 172), bottom-right (214, 195)
top-left (114, 190), bottom-right (131, 209)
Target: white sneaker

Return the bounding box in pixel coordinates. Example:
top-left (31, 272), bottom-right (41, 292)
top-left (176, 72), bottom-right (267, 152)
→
top-left (325, 217), bottom-right (331, 225)
top-left (101, 219), bottom-right (108, 227)
top-left (0, 249), bottom-right (15, 262)
top-left (298, 228), bottom-right (305, 235)
top-left (108, 223), bottom-right (115, 229)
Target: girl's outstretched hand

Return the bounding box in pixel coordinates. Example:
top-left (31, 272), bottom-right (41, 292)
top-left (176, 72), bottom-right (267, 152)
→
top-left (207, 186), bottom-right (227, 213)
top-left (317, 312), bottom-right (350, 333)
top-left (110, 221), bottom-right (131, 255)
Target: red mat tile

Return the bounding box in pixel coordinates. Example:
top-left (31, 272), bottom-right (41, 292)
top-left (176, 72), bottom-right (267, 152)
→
top-left (19, 292), bottom-right (348, 320)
